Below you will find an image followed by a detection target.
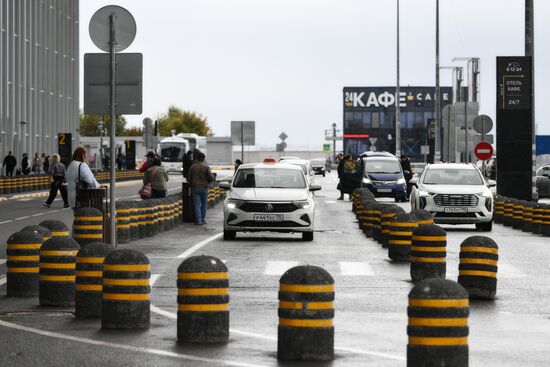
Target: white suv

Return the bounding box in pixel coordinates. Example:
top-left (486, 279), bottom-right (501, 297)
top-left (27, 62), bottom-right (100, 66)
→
top-left (410, 163), bottom-right (494, 231)
top-left (221, 163), bottom-right (321, 241)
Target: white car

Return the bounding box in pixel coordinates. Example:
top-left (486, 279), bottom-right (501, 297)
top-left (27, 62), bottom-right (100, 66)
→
top-left (410, 163), bottom-right (494, 231)
top-left (280, 159), bottom-right (314, 181)
top-left (221, 163), bottom-right (321, 241)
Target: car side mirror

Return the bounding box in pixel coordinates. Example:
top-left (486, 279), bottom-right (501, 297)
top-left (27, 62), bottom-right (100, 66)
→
top-left (310, 184), bottom-right (322, 192)
top-left (486, 180), bottom-right (496, 188)
top-left (219, 182), bottom-right (231, 190)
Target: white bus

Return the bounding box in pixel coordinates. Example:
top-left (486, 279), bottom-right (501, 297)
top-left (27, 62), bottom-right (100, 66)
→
top-left (158, 133), bottom-right (207, 173)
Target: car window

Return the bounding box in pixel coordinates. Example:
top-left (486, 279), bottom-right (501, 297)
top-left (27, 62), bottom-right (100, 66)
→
top-left (423, 169), bottom-right (484, 185)
top-left (233, 168), bottom-right (307, 189)
top-left (364, 160), bottom-right (401, 175)
top-left (286, 162), bottom-right (308, 175)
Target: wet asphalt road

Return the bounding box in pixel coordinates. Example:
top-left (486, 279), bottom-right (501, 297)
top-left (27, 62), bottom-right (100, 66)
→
top-left (0, 172), bottom-right (549, 366)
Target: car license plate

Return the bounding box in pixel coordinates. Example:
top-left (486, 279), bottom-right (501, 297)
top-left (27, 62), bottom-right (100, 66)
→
top-left (444, 207), bottom-right (468, 213)
top-left (377, 188), bottom-right (392, 193)
top-left (254, 214), bottom-right (283, 222)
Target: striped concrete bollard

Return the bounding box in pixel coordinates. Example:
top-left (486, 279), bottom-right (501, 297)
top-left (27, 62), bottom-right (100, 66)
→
top-left (135, 201), bottom-right (147, 239)
top-left (39, 237), bottom-right (80, 306)
top-left (411, 209), bottom-right (434, 225)
top-left (155, 199), bottom-right (165, 233)
top-left (102, 249), bottom-right (150, 329)
top-left (457, 236), bottom-right (498, 299)
top-left (75, 242), bottom-right (114, 318)
top-left (521, 202), bottom-right (535, 232)
top-left (115, 201), bottom-right (131, 244)
top-left (143, 201), bottom-right (156, 237)
top-left (371, 203), bottom-right (387, 243)
top-left (501, 198), bottom-right (514, 227)
top-left (512, 200), bottom-right (525, 230)
top-left (410, 224), bottom-right (447, 283)
top-left (380, 205), bottom-right (405, 247)
top-left (128, 202), bottom-right (139, 241)
top-left (352, 188), bottom-right (364, 212)
top-left (360, 200), bottom-right (377, 237)
top-left (177, 255), bottom-right (229, 343)
top-left (542, 205), bottom-right (550, 237)
top-left (493, 195), bottom-right (504, 224)
top-left (39, 220), bottom-right (70, 237)
top-left (388, 213), bottom-right (418, 262)
top-left (165, 197), bottom-right (174, 230)
top-left (6, 231), bottom-right (43, 296)
top-left (531, 203), bottom-right (544, 235)
top-left (22, 225), bottom-right (52, 242)
top-left (278, 265), bottom-right (334, 361)
top-left (408, 279), bottom-right (469, 367)
top-left (177, 193), bottom-right (183, 223)
top-left (73, 207), bottom-right (104, 246)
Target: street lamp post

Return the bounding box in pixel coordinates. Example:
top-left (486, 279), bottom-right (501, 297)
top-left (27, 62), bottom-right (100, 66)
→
top-left (395, 0), bottom-right (401, 158)
top-left (332, 123), bottom-right (337, 163)
top-left (98, 119), bottom-right (104, 170)
top-left (434, 0), bottom-right (441, 163)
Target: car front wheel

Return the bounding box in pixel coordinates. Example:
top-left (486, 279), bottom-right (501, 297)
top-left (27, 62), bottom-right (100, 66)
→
top-left (302, 232), bottom-right (314, 241)
top-left (224, 230), bottom-right (236, 240)
top-left (475, 222), bottom-right (493, 232)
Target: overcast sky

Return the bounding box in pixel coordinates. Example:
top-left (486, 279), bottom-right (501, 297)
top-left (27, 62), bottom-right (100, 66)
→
top-left (79, 0), bottom-right (550, 149)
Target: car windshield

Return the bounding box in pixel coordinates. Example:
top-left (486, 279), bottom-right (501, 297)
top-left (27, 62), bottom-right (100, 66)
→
top-left (160, 142), bottom-right (186, 162)
top-left (233, 168), bottom-right (307, 189)
top-left (423, 169), bottom-right (484, 185)
top-left (364, 160), bottom-right (402, 175)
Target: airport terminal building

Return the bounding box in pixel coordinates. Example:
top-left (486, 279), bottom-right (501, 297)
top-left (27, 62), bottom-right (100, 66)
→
top-left (0, 1), bottom-right (79, 162)
top-left (343, 86), bottom-right (453, 161)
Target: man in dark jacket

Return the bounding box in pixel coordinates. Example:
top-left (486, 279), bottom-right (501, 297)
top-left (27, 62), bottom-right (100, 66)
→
top-left (21, 153), bottom-right (30, 175)
top-left (188, 153), bottom-right (214, 225)
top-left (182, 151), bottom-right (193, 179)
top-left (400, 154), bottom-right (413, 199)
top-left (337, 154), bottom-right (347, 200)
top-left (2, 151), bottom-right (17, 176)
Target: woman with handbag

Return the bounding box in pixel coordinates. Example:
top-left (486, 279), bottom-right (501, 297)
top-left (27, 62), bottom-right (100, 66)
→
top-left (141, 158), bottom-right (168, 199)
top-left (43, 154), bottom-right (69, 208)
top-left (66, 147), bottom-right (100, 210)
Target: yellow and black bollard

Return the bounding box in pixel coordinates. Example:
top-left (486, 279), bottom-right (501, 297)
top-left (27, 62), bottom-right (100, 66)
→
top-left (128, 202), bottom-right (139, 241)
top-left (493, 196), bottom-right (504, 224)
top-left (360, 200), bottom-right (377, 237)
top-left (22, 225), bottom-right (52, 242)
top-left (408, 278), bottom-right (469, 367)
top-left (371, 203), bottom-right (388, 243)
top-left (521, 202), bottom-right (534, 232)
top-left (115, 201), bottom-right (131, 244)
top-left (501, 198), bottom-right (514, 227)
top-left (177, 255), bottom-right (229, 343)
top-left (156, 199), bottom-right (166, 233)
top-left (102, 249), bottom-right (150, 329)
top-left (73, 207), bottom-right (104, 246)
top-left (39, 237), bottom-right (80, 306)
top-left (144, 201), bottom-right (156, 237)
top-left (136, 201), bottom-right (147, 239)
top-left (75, 242), bottom-right (113, 318)
top-left (458, 236), bottom-right (498, 299)
top-left (512, 200), bottom-right (525, 230)
top-left (6, 230), bottom-right (43, 296)
top-left (278, 265), bottom-right (334, 361)
top-left (542, 204), bottom-right (550, 237)
top-left (380, 205), bottom-right (405, 247)
top-left (531, 203), bottom-right (544, 235)
top-left (388, 213), bottom-right (418, 262)
top-left (39, 220), bottom-right (70, 237)
top-left (411, 209), bottom-right (434, 225)
top-left (410, 224), bottom-right (447, 283)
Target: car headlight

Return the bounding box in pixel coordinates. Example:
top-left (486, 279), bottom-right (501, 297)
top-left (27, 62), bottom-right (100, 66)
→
top-left (418, 190), bottom-right (434, 197)
top-left (294, 200), bottom-right (313, 209)
top-left (397, 178), bottom-right (406, 185)
top-left (476, 191), bottom-right (493, 198)
top-left (363, 177), bottom-right (372, 185)
top-left (225, 199), bottom-right (241, 209)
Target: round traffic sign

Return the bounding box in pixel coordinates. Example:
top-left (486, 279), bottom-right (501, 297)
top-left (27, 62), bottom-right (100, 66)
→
top-left (473, 115), bottom-right (493, 134)
top-left (474, 141), bottom-right (493, 161)
top-left (89, 5), bottom-right (136, 53)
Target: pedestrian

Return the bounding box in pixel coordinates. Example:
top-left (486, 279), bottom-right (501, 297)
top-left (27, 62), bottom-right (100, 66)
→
top-left (182, 151), bottom-right (193, 179)
top-left (66, 147), bottom-right (100, 210)
top-left (32, 153), bottom-right (42, 174)
top-left (116, 153), bottom-right (124, 171)
top-left (2, 151), bottom-right (17, 176)
top-left (234, 159), bottom-right (242, 171)
top-left (187, 152), bottom-right (214, 225)
top-left (139, 151), bottom-right (156, 173)
top-left (143, 158), bottom-right (168, 198)
top-left (337, 154), bottom-right (347, 200)
top-left (43, 154), bottom-right (69, 208)
top-left (400, 154), bottom-right (413, 199)
top-left (21, 153), bottom-right (30, 175)
top-left (43, 154), bottom-right (50, 174)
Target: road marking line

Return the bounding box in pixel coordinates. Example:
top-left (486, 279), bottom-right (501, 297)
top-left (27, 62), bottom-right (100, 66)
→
top-left (32, 213), bottom-right (46, 217)
top-left (15, 216), bottom-right (30, 221)
top-left (0, 220), bottom-right (13, 225)
top-left (264, 261), bottom-right (299, 276)
top-left (0, 320), bottom-right (267, 367)
top-left (17, 198), bottom-right (34, 202)
top-left (176, 233), bottom-right (223, 259)
top-left (339, 262), bottom-right (375, 276)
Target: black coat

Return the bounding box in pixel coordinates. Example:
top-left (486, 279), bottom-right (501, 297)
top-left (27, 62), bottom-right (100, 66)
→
top-left (3, 155), bottom-right (16, 168)
top-left (337, 159), bottom-right (346, 178)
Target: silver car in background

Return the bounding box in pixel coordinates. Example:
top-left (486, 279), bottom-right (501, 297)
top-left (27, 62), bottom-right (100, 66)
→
top-left (410, 163), bottom-right (494, 231)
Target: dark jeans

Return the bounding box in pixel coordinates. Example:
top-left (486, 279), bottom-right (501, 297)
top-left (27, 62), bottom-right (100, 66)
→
top-left (46, 179), bottom-right (68, 205)
top-left (192, 187), bottom-right (208, 224)
top-left (5, 167), bottom-right (14, 176)
top-left (151, 188), bottom-right (166, 199)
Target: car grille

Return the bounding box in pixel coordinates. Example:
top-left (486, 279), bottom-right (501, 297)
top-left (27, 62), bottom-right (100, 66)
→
top-left (239, 202), bottom-right (297, 213)
top-left (434, 194), bottom-right (479, 207)
top-left (372, 181), bottom-right (397, 186)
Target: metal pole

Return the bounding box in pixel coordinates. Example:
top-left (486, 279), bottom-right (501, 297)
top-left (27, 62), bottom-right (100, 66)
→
top-left (109, 13), bottom-right (117, 247)
top-left (526, 0), bottom-right (536, 200)
top-left (241, 121), bottom-right (244, 164)
top-left (434, 0), bottom-right (441, 163)
top-left (332, 123), bottom-right (337, 163)
top-left (395, 0), bottom-right (401, 159)
top-left (464, 100), bottom-right (468, 163)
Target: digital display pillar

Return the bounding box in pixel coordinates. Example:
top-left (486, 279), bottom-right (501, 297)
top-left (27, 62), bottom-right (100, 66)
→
top-left (496, 56), bottom-right (533, 201)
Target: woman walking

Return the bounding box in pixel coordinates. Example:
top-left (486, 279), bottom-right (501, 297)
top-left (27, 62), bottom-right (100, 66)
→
top-left (143, 158), bottom-right (169, 198)
top-left (43, 154), bottom-right (69, 208)
top-left (66, 147), bottom-right (100, 210)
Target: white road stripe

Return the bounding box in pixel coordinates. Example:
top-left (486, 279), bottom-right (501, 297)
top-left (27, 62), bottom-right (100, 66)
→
top-left (17, 198), bottom-right (34, 202)
top-left (176, 233), bottom-right (223, 259)
top-left (15, 216), bottom-right (30, 221)
top-left (0, 320), bottom-right (267, 367)
top-left (32, 213), bottom-right (46, 217)
top-left (264, 261), bottom-right (299, 276)
top-left (339, 262), bottom-right (374, 276)
top-left (0, 220), bottom-right (13, 225)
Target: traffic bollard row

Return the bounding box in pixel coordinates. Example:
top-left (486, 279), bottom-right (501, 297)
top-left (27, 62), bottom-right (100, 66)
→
top-left (493, 195), bottom-right (549, 237)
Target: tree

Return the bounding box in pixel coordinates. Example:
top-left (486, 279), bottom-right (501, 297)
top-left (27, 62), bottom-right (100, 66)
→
top-left (158, 106), bottom-right (211, 136)
top-left (123, 126), bottom-right (143, 136)
top-left (79, 113), bottom-right (127, 136)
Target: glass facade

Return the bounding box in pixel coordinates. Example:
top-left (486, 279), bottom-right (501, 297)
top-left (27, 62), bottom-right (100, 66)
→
top-left (343, 87), bottom-right (453, 161)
